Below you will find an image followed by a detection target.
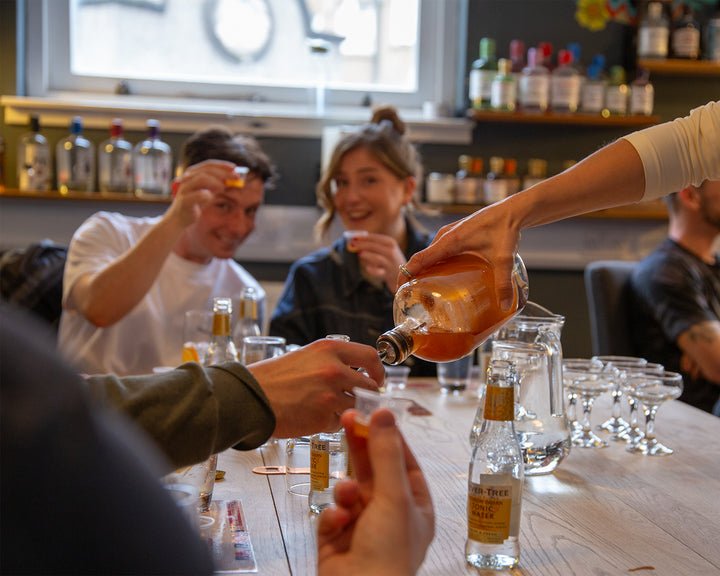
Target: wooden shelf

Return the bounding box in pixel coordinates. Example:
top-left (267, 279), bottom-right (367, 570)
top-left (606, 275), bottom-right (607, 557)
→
top-left (468, 109), bottom-right (660, 127)
top-left (0, 188), bottom-right (171, 204)
top-left (425, 198), bottom-right (668, 221)
top-left (638, 58), bottom-right (720, 77)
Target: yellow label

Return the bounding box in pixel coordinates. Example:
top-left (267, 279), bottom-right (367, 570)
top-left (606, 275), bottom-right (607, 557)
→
top-left (310, 438), bottom-right (330, 490)
top-left (484, 385), bottom-right (514, 421)
top-left (467, 481), bottom-right (514, 544)
top-left (212, 314), bottom-right (231, 336)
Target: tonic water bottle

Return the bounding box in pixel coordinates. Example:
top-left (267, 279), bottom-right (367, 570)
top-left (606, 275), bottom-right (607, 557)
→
top-left (98, 118), bottom-right (133, 194)
top-left (56, 116), bottom-right (95, 194)
top-left (17, 115), bottom-right (50, 192)
top-left (233, 287), bottom-right (262, 358)
top-left (466, 359), bottom-right (524, 570)
top-left (376, 253), bottom-right (529, 365)
top-left (133, 119), bottom-right (172, 197)
top-left (205, 297), bottom-right (239, 366)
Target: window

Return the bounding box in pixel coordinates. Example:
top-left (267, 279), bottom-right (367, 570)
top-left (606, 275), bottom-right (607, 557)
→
top-left (25, 0), bottom-right (463, 113)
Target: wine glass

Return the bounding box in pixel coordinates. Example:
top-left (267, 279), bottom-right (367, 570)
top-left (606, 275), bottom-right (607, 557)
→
top-left (241, 336), bottom-right (286, 364)
top-left (625, 371), bottom-right (683, 456)
top-left (565, 374), bottom-right (614, 448)
top-left (563, 358), bottom-right (604, 435)
top-left (617, 362), bottom-right (664, 446)
top-left (592, 355), bottom-right (646, 436)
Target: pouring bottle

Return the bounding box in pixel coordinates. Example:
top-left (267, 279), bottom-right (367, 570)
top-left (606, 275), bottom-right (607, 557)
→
top-left (376, 253), bottom-right (529, 364)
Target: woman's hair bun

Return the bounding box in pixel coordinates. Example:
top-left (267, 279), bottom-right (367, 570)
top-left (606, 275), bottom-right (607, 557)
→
top-left (370, 105), bottom-right (406, 136)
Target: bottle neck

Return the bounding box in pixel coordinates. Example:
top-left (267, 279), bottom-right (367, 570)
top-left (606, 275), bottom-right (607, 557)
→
top-left (212, 314), bottom-right (231, 337)
top-left (376, 323), bottom-right (415, 365)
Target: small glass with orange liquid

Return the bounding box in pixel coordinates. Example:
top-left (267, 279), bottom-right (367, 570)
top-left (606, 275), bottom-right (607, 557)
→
top-left (377, 253), bottom-right (529, 364)
top-left (182, 310), bottom-right (214, 364)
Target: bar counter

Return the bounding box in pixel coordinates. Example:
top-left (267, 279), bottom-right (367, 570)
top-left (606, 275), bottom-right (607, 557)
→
top-left (211, 379), bottom-right (720, 575)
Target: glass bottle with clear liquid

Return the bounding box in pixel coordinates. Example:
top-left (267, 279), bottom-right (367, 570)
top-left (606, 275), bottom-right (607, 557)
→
top-left (17, 115), bottom-right (50, 192)
top-left (309, 334), bottom-right (350, 514)
top-left (56, 116), bottom-right (95, 194)
top-left (98, 118), bottom-right (134, 194)
top-left (466, 359), bottom-right (524, 570)
top-left (205, 297), bottom-right (239, 365)
top-left (233, 287), bottom-right (262, 359)
top-left (133, 119), bottom-right (172, 197)
top-left (377, 253), bottom-right (528, 365)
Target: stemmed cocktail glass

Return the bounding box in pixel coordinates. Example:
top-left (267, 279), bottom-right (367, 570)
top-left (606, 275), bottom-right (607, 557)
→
top-left (624, 371), bottom-right (683, 456)
top-left (563, 358), bottom-right (604, 436)
top-left (565, 374), bottom-right (614, 448)
top-left (592, 355), bottom-right (646, 437)
top-left (616, 362), bottom-right (664, 447)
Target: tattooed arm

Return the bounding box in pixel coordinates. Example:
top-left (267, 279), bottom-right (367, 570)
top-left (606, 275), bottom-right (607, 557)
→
top-left (677, 321), bottom-right (720, 384)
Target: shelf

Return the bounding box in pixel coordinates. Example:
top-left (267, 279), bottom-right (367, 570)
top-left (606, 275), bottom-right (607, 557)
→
top-left (638, 59), bottom-right (720, 77)
top-left (468, 109), bottom-right (660, 127)
top-left (0, 188), bottom-right (172, 204)
top-left (425, 198), bottom-right (668, 221)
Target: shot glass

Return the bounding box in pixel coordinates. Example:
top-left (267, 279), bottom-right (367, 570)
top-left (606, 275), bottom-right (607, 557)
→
top-left (437, 353), bottom-right (474, 393)
top-left (164, 454), bottom-right (218, 514)
top-left (384, 365), bottom-right (410, 392)
top-left (343, 230), bottom-right (368, 252)
top-left (352, 387), bottom-right (411, 437)
top-left (285, 437), bottom-right (311, 496)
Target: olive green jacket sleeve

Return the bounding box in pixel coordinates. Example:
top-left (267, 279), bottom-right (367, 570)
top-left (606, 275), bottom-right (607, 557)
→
top-left (84, 362), bottom-right (276, 468)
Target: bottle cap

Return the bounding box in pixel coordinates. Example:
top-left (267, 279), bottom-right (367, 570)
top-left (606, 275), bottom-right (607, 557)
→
top-left (509, 39), bottom-right (525, 60)
top-left (497, 58), bottom-right (511, 75)
top-left (567, 42), bottom-right (581, 63)
top-left (30, 115), bottom-right (40, 133)
top-left (504, 158), bottom-right (517, 176)
top-left (70, 116), bottom-right (83, 134)
top-left (489, 156), bottom-right (504, 174)
top-left (471, 157), bottom-right (484, 175)
top-left (527, 47), bottom-right (539, 67)
top-left (527, 158), bottom-right (548, 177)
top-left (479, 37), bottom-right (496, 58)
top-left (557, 49), bottom-right (573, 67)
top-left (458, 154), bottom-right (472, 171)
top-left (110, 118), bottom-right (124, 138)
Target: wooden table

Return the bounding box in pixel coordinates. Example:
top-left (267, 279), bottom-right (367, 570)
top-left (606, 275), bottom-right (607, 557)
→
top-left (213, 379), bottom-right (720, 575)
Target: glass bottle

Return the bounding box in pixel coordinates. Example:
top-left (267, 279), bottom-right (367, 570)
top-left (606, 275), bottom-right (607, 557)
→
top-left (0, 135), bottom-right (5, 192)
top-left (509, 39), bottom-right (526, 77)
top-left (483, 156), bottom-right (507, 205)
top-left (466, 359), bottom-right (524, 570)
top-left (205, 297), bottom-right (239, 365)
top-left (471, 157), bottom-right (485, 204)
top-left (519, 47), bottom-right (550, 114)
top-left (503, 158), bottom-right (521, 196)
top-left (98, 118), bottom-right (134, 194)
top-left (707, 15), bottom-right (720, 62)
top-left (550, 49), bottom-right (581, 114)
top-left (133, 119), bottom-right (172, 197)
top-left (580, 64), bottom-right (606, 114)
top-left (522, 158), bottom-right (547, 190)
top-left (538, 41), bottom-right (554, 71)
top-left (603, 65), bottom-right (628, 116)
top-left (671, 5), bottom-right (701, 60)
top-left (629, 67), bottom-right (655, 116)
top-left (56, 116), bottom-right (95, 194)
top-left (17, 114), bottom-right (50, 192)
top-left (455, 155), bottom-right (477, 204)
top-left (233, 287), bottom-right (262, 358)
top-left (490, 58), bottom-right (516, 113)
top-left (469, 38), bottom-right (498, 111)
top-left (376, 253), bottom-right (529, 365)
top-left (637, 2), bottom-right (669, 59)
top-left (309, 334), bottom-right (350, 514)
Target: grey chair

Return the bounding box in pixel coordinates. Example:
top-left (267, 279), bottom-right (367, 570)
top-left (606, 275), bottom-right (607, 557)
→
top-left (584, 260), bottom-right (639, 357)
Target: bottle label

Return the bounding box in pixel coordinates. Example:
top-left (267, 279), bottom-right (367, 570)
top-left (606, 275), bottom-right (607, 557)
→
top-left (491, 79), bottom-right (516, 111)
top-left (519, 75), bottom-right (549, 109)
top-left (310, 437), bottom-right (330, 490)
top-left (551, 76), bottom-right (581, 110)
top-left (581, 83), bottom-right (605, 113)
top-left (212, 314), bottom-right (231, 336)
top-left (629, 85), bottom-right (654, 116)
top-left (18, 146), bottom-right (50, 191)
top-left (672, 28), bottom-right (700, 58)
top-left (483, 385), bottom-right (514, 421)
top-left (467, 479), bottom-right (514, 544)
top-left (483, 179), bottom-right (508, 205)
top-left (604, 86), bottom-right (628, 114)
top-left (638, 26), bottom-right (669, 57)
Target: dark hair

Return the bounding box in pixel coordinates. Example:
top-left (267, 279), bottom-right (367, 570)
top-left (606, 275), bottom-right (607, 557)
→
top-left (180, 126), bottom-right (277, 188)
top-left (314, 106), bottom-right (425, 240)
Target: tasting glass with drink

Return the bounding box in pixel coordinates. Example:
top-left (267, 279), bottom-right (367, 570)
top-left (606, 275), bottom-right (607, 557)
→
top-left (241, 335), bottom-right (286, 364)
top-left (183, 310), bottom-right (214, 364)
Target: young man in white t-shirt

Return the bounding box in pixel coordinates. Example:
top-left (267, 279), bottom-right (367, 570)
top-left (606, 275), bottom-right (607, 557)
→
top-left (59, 127), bottom-right (276, 376)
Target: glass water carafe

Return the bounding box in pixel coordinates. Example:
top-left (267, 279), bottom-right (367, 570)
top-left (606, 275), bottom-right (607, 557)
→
top-left (486, 308), bottom-right (571, 475)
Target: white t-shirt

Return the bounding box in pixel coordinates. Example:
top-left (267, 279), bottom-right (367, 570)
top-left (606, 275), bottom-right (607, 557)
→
top-left (624, 100), bottom-right (720, 201)
top-left (58, 211), bottom-right (265, 376)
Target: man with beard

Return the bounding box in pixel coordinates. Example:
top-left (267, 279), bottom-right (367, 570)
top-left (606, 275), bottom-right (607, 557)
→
top-left (630, 180), bottom-right (720, 416)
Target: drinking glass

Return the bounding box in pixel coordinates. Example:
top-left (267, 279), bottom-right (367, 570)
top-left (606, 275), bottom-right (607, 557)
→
top-left (624, 371), bottom-right (683, 456)
top-left (164, 453), bottom-right (219, 514)
top-left (241, 336), bottom-right (286, 364)
top-left (592, 355), bottom-right (646, 435)
top-left (183, 310), bottom-right (214, 364)
top-left (563, 358), bottom-right (604, 435)
top-left (437, 353), bottom-right (474, 393)
top-left (616, 362), bottom-right (664, 446)
top-left (564, 374), bottom-right (614, 448)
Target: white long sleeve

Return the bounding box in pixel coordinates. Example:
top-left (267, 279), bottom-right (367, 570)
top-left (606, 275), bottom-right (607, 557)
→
top-left (622, 100), bottom-right (720, 201)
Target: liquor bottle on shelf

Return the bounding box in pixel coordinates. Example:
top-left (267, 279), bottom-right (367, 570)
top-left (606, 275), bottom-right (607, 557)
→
top-left (671, 5), bottom-right (701, 60)
top-left (503, 158), bottom-right (521, 196)
top-left (483, 156), bottom-right (508, 205)
top-left (490, 58), bottom-right (516, 113)
top-left (17, 114), bottom-right (50, 192)
top-left (629, 67), bottom-right (655, 116)
top-left (233, 287), bottom-right (262, 357)
top-left (603, 65), bottom-right (628, 116)
top-left (707, 14), bottom-right (720, 62)
top-left (469, 37), bottom-right (498, 111)
top-left (580, 64), bottom-right (606, 114)
top-left (98, 118), bottom-right (134, 194)
top-left (0, 135), bottom-right (5, 192)
top-left (519, 47), bottom-right (550, 115)
top-left (566, 42), bottom-right (586, 79)
top-left (455, 155), bottom-right (478, 204)
top-left (56, 116), bottom-right (95, 194)
top-left (522, 158), bottom-right (547, 190)
top-left (550, 49), bottom-right (581, 114)
top-left (375, 253), bottom-right (529, 365)
top-left (205, 297), bottom-right (239, 366)
top-left (465, 359), bottom-right (524, 570)
top-left (508, 39), bottom-right (526, 89)
top-left (637, 2), bottom-right (669, 59)
top-left (538, 41), bottom-right (554, 71)
top-left (471, 157), bottom-right (485, 202)
top-left (133, 119), bottom-right (172, 197)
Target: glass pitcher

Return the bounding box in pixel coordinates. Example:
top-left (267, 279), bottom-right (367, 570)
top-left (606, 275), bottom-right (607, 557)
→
top-left (485, 304), bottom-right (571, 475)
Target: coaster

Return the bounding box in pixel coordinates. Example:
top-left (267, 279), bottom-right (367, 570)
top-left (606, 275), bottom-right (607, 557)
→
top-left (201, 500), bottom-right (257, 573)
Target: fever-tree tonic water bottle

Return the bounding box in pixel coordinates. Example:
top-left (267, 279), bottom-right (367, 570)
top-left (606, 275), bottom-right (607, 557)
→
top-left (466, 359), bottom-right (524, 570)
top-left (56, 116), bottom-right (95, 194)
top-left (133, 119), bottom-right (172, 197)
top-left (205, 297), bottom-right (239, 366)
top-left (98, 118), bottom-right (133, 194)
